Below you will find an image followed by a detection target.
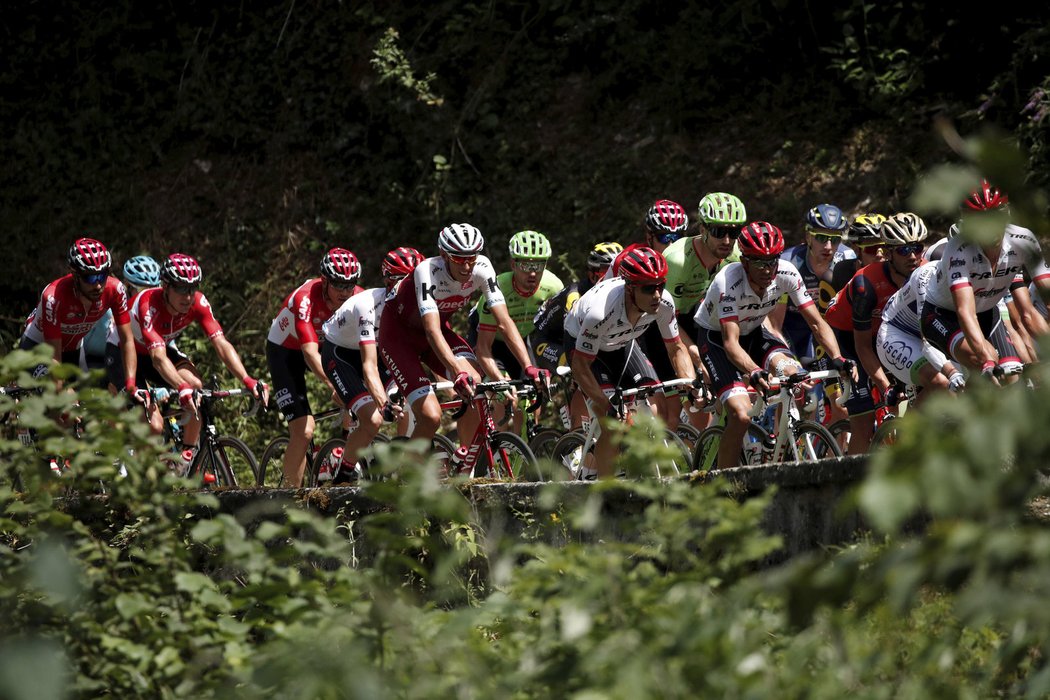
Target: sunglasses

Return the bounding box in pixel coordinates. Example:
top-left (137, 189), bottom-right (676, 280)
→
top-left (891, 243), bottom-right (923, 256)
top-left (811, 233), bottom-right (842, 245)
top-left (513, 260), bottom-right (545, 272)
top-left (635, 283), bottom-right (666, 295)
top-left (651, 232), bottom-right (682, 245)
top-left (327, 279), bottom-right (357, 291)
top-left (708, 225), bottom-right (741, 240)
top-left (445, 253), bottom-right (478, 266)
top-left (79, 272), bottom-right (109, 285)
top-left (744, 257), bottom-right (779, 270)
top-left (168, 282), bottom-right (198, 296)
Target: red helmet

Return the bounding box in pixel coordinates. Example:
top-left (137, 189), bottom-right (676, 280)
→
top-left (68, 237), bottom-right (112, 274)
top-left (382, 247), bottom-right (424, 278)
top-left (964, 180), bottom-right (1009, 211)
top-left (645, 199), bottom-right (689, 235)
top-left (738, 222), bottom-right (785, 257)
top-left (618, 246), bottom-right (668, 284)
top-left (320, 248), bottom-right (361, 284)
top-left (161, 254), bottom-right (203, 285)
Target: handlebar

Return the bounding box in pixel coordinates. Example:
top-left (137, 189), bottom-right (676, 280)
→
top-left (747, 368), bottom-right (853, 418)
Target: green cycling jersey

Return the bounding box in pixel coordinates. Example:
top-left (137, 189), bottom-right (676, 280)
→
top-left (663, 236), bottom-right (740, 313)
top-left (475, 269), bottom-right (564, 340)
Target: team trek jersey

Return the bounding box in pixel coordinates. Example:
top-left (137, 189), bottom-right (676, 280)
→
top-left (267, 278), bottom-right (359, 350)
top-left (824, 261), bottom-right (903, 333)
top-left (474, 269), bottom-right (563, 340)
top-left (322, 287), bottom-right (388, 350)
top-left (663, 237), bottom-right (740, 313)
top-left (695, 259), bottom-right (813, 335)
top-left (882, 262), bottom-right (937, 334)
top-left (565, 277), bottom-right (679, 357)
top-left (22, 275), bottom-right (130, 351)
top-left (925, 225), bottom-right (1050, 314)
top-left (131, 287), bottom-right (223, 353)
top-left (387, 254), bottom-right (506, 329)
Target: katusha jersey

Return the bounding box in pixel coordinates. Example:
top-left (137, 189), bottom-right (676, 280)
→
top-left (695, 259), bottom-right (813, 335)
top-left (474, 269), bottom-right (563, 340)
top-left (882, 261), bottom-right (938, 334)
top-left (386, 254), bottom-right (506, 329)
top-left (565, 277), bottom-right (679, 357)
top-left (267, 278), bottom-right (360, 350)
top-left (322, 287), bottom-right (389, 350)
top-left (131, 287), bottom-right (223, 353)
top-left (663, 236), bottom-right (740, 313)
top-left (925, 224), bottom-right (1050, 314)
top-left (22, 275), bottom-right (130, 351)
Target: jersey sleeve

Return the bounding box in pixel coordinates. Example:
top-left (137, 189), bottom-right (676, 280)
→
top-left (656, 293), bottom-right (680, 342)
top-left (849, 274), bottom-right (878, 331)
top-left (108, 280), bottom-right (131, 326)
top-left (415, 262), bottom-right (438, 317)
top-left (194, 293), bottom-right (225, 340)
top-left (358, 302), bottom-right (377, 346)
top-left (945, 243), bottom-right (972, 291)
top-left (474, 257), bottom-right (506, 310)
top-left (573, 305), bottom-right (605, 358)
top-left (475, 271), bottom-right (507, 332)
top-left (39, 284), bottom-right (62, 342)
top-left (780, 263), bottom-right (814, 310)
top-left (138, 294), bottom-right (167, 351)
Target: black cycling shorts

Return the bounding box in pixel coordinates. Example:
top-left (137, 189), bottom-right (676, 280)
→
top-left (267, 341), bottom-right (312, 422)
top-left (321, 342), bottom-right (390, 417)
top-left (131, 345), bottom-right (194, 390)
top-left (921, 302), bottom-right (1019, 364)
top-left (698, 326), bottom-right (790, 403)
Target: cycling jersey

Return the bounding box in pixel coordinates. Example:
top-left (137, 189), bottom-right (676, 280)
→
top-left (385, 255), bottom-right (505, 330)
top-left (268, 278), bottom-right (361, 350)
top-left (529, 279), bottom-right (591, 370)
top-left (131, 287), bottom-right (224, 353)
top-left (877, 262), bottom-right (949, 385)
top-left (474, 269), bottom-right (563, 340)
top-left (778, 242), bottom-right (855, 357)
top-left (565, 277), bottom-right (679, 357)
top-left (663, 236), bottom-right (740, 313)
top-left (695, 260), bottom-right (813, 334)
top-left (322, 287), bottom-right (388, 350)
top-left (825, 261), bottom-right (903, 334)
top-left (22, 275), bottom-right (130, 352)
top-left (882, 262), bottom-right (938, 335)
top-left (925, 224), bottom-right (1050, 314)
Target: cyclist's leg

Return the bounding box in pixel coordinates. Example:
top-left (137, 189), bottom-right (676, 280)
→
top-left (267, 341), bottom-right (314, 487)
top-left (380, 338), bottom-right (442, 441)
top-left (167, 346), bottom-right (204, 445)
top-left (322, 343), bottom-right (381, 478)
top-left (441, 330), bottom-right (484, 449)
top-left (640, 322), bottom-right (680, 430)
top-left (989, 314), bottom-right (1023, 382)
top-left (922, 302), bottom-right (993, 371)
top-left (828, 327), bottom-right (875, 455)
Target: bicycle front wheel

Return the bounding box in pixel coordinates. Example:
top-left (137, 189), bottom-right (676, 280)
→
top-left (197, 436), bottom-right (258, 488)
top-left (258, 436), bottom-right (289, 487)
top-left (487, 431), bottom-right (538, 481)
top-left (791, 420), bottom-right (843, 462)
top-left (528, 427), bottom-right (564, 459)
top-left (828, 419), bottom-right (851, 453)
top-left (870, 414), bottom-right (900, 449)
top-left (549, 430), bottom-right (589, 480)
top-left (691, 422), bottom-right (770, 471)
top-left (647, 429), bottom-right (691, 478)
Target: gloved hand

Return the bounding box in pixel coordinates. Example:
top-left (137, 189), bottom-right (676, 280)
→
top-left (453, 372), bottom-right (476, 402)
top-left (748, 367), bottom-right (769, 389)
top-left (524, 364), bottom-right (551, 399)
top-left (243, 375), bottom-right (270, 405)
top-left (980, 360), bottom-right (1003, 380)
top-left (829, 356), bottom-right (855, 374)
top-left (126, 378), bottom-right (150, 408)
top-left (947, 371), bottom-right (966, 393)
top-left (381, 400), bottom-right (404, 423)
top-left (177, 383), bottom-right (196, 410)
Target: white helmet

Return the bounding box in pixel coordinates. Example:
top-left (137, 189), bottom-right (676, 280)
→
top-left (438, 223), bottom-right (484, 255)
top-left (880, 212), bottom-right (929, 246)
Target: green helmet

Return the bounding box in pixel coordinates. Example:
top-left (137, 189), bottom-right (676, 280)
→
top-left (508, 230), bottom-right (552, 260)
top-left (698, 192), bottom-right (747, 225)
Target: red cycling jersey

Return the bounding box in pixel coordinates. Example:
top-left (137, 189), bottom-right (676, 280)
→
top-left (266, 278), bottom-right (363, 351)
top-left (131, 287), bottom-right (224, 353)
top-left (23, 275), bottom-right (130, 351)
top-left (825, 261), bottom-right (902, 334)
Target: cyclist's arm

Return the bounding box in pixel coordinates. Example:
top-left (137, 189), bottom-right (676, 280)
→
top-left (665, 336), bottom-right (695, 381)
top-left (422, 312), bottom-right (476, 380)
top-left (854, 328), bottom-right (891, 394)
top-left (359, 342), bottom-right (389, 406)
top-left (488, 302), bottom-right (535, 373)
top-left (210, 335), bottom-right (254, 385)
top-left (799, 304), bottom-right (848, 369)
top-left (766, 298), bottom-right (787, 337)
top-left (1011, 284), bottom-right (1049, 339)
top-left (570, 349), bottom-right (610, 416)
top-left (950, 285), bottom-right (996, 365)
top-left (114, 321), bottom-right (139, 391)
top-left (473, 326), bottom-right (507, 381)
top-left (148, 344), bottom-right (187, 388)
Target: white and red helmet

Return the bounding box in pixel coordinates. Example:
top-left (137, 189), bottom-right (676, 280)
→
top-left (161, 253), bottom-right (203, 285)
top-left (382, 247), bottom-right (424, 278)
top-left (738, 222), bottom-right (786, 257)
top-left (320, 248), bottom-right (361, 284)
top-left (68, 237), bottom-right (112, 274)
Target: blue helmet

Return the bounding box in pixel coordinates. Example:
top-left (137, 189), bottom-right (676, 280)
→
top-left (123, 255), bottom-right (161, 288)
top-left (804, 203), bottom-right (848, 233)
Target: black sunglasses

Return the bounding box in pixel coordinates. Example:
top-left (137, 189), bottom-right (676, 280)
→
top-left (637, 283), bottom-right (666, 295)
top-left (891, 243), bottom-right (923, 256)
top-left (708, 226), bottom-right (741, 240)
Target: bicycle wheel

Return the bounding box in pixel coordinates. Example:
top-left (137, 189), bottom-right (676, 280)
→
top-left (487, 431), bottom-right (538, 481)
top-left (385, 434), bottom-right (458, 478)
top-left (649, 429), bottom-right (691, 478)
top-left (528, 427), bottom-right (564, 459)
top-left (870, 414), bottom-right (900, 448)
top-left (258, 436), bottom-right (289, 488)
top-left (674, 423), bottom-right (701, 450)
top-left (549, 430), bottom-right (588, 480)
top-left (791, 420), bottom-right (843, 462)
top-left (196, 436), bottom-right (257, 488)
top-left (828, 419), bottom-right (851, 453)
top-left (691, 422), bottom-right (770, 471)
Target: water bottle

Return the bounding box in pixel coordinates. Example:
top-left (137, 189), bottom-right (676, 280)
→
top-left (761, 432), bottom-right (777, 461)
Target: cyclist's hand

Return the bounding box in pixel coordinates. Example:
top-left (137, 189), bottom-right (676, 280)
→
top-left (381, 400), bottom-right (404, 423)
top-left (524, 364), bottom-right (551, 400)
top-left (830, 357), bottom-right (857, 382)
top-left (947, 371), bottom-right (966, 393)
top-left (593, 394), bottom-right (613, 418)
top-left (980, 360), bottom-right (1004, 386)
top-left (689, 378), bottom-right (713, 406)
top-left (748, 367), bottom-right (771, 392)
top-left (177, 383), bottom-right (198, 412)
top-left (243, 376), bottom-right (270, 406)
top-left (453, 371), bottom-right (476, 401)
top-left (131, 388), bottom-right (151, 409)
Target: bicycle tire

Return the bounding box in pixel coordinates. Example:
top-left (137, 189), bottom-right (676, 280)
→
top-left (549, 430), bottom-right (589, 480)
top-left (650, 429), bottom-right (691, 478)
top-left (828, 419), bottom-right (851, 453)
top-left (691, 422), bottom-right (771, 471)
top-left (257, 436), bottom-right (290, 487)
top-left (487, 431), bottom-right (538, 481)
top-left (386, 434), bottom-right (458, 479)
top-left (674, 423), bottom-right (701, 450)
top-left (527, 427), bottom-right (564, 459)
top-left (791, 420), bottom-right (843, 462)
top-left (870, 414), bottom-right (900, 449)
top-left (194, 436), bottom-right (257, 488)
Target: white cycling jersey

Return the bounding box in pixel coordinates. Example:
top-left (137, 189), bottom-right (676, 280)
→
top-left (925, 224), bottom-right (1050, 313)
top-left (695, 260), bottom-right (812, 334)
top-left (322, 287), bottom-right (388, 350)
top-left (565, 277), bottom-right (679, 356)
top-left (413, 255), bottom-right (505, 322)
top-left (882, 261), bottom-right (938, 334)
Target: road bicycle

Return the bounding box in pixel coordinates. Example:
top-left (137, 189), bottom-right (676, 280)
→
top-left (692, 368), bottom-right (852, 471)
top-left (490, 365), bottom-right (574, 459)
top-left (548, 377), bottom-right (698, 480)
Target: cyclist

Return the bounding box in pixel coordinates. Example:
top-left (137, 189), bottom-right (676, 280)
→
top-left (96, 255), bottom-right (162, 392)
top-left (318, 247), bottom-right (424, 483)
top-left (20, 238), bottom-right (144, 404)
top-left (694, 222), bottom-right (855, 469)
top-left (663, 192), bottom-right (746, 429)
top-left (471, 230), bottom-right (563, 434)
top-left (877, 260), bottom-right (963, 396)
top-left (131, 254), bottom-right (268, 464)
top-left (266, 247), bottom-right (363, 487)
top-left (831, 214), bottom-right (887, 290)
top-left (377, 224), bottom-right (551, 460)
top-left (825, 212), bottom-right (929, 454)
top-left (565, 246), bottom-right (696, 478)
top-left (921, 180), bottom-right (1050, 384)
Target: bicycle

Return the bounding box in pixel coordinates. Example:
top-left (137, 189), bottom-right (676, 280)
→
top-left (492, 365), bottom-right (574, 459)
top-left (548, 377), bottom-right (698, 480)
top-left (692, 368), bottom-right (853, 471)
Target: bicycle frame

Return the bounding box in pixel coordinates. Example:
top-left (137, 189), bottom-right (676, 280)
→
top-left (748, 369), bottom-right (851, 463)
